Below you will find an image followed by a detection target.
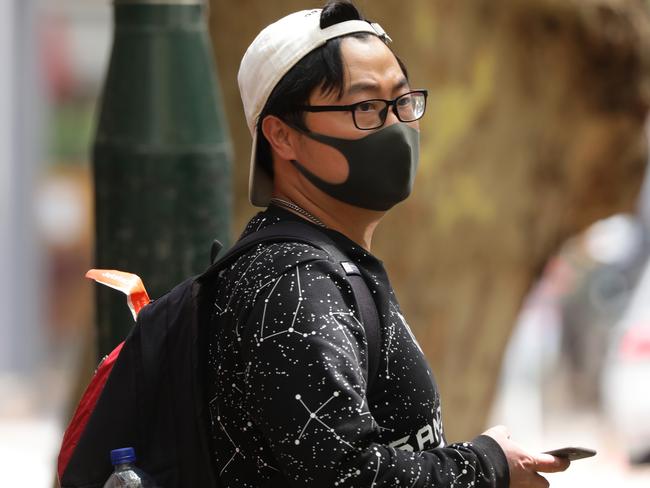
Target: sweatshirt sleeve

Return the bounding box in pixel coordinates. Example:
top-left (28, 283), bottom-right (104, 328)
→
top-left (237, 258), bottom-right (510, 488)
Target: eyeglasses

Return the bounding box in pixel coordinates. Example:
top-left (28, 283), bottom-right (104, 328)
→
top-left (298, 89), bottom-right (428, 130)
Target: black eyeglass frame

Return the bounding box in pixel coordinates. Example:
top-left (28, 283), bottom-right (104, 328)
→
top-left (297, 89), bottom-right (428, 130)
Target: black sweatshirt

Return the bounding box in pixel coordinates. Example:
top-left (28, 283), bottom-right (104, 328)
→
top-left (205, 205), bottom-right (509, 487)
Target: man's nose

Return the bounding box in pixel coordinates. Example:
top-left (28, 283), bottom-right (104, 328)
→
top-left (384, 106), bottom-right (401, 127)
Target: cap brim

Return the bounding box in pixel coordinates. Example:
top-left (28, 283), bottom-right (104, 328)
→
top-left (248, 131), bottom-right (274, 207)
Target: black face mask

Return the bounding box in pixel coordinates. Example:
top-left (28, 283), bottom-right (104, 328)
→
top-left (290, 123), bottom-right (420, 211)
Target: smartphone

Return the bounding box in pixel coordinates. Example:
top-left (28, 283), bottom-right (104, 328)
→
top-left (543, 447), bottom-right (597, 461)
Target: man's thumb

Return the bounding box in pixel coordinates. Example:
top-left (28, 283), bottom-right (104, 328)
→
top-left (533, 453), bottom-right (571, 473)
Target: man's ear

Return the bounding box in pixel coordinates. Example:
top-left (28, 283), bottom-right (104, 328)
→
top-left (261, 115), bottom-right (298, 161)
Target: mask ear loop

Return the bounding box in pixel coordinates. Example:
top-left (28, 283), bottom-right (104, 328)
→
top-left (284, 120), bottom-right (314, 139)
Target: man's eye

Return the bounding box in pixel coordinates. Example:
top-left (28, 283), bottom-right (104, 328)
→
top-left (356, 101), bottom-right (381, 112)
top-left (397, 95), bottom-right (412, 107)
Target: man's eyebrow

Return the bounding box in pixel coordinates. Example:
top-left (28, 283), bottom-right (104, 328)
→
top-left (392, 78), bottom-right (410, 92)
top-left (345, 77), bottom-right (410, 97)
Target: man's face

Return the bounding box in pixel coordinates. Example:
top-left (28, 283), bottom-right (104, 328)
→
top-left (292, 35), bottom-right (415, 185)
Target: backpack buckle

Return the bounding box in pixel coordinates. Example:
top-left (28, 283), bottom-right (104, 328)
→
top-left (341, 261), bottom-right (360, 276)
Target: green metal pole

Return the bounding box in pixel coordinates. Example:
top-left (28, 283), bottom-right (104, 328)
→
top-left (93, 0), bottom-right (232, 359)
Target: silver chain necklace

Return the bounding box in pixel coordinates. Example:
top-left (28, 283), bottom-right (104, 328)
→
top-left (269, 197), bottom-right (326, 228)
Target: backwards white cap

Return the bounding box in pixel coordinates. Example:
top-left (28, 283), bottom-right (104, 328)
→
top-left (237, 8), bottom-right (391, 207)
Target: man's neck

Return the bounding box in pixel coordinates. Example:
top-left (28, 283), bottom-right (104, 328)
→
top-left (271, 190), bottom-right (383, 251)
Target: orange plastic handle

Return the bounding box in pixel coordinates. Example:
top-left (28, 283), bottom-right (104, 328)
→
top-left (86, 269), bottom-right (151, 320)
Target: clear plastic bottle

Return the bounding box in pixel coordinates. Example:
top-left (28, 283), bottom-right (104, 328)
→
top-left (103, 447), bottom-right (158, 488)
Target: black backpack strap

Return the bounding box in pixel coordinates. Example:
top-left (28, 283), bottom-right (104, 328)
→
top-left (199, 220), bottom-right (382, 391)
top-left (338, 261), bottom-right (382, 391)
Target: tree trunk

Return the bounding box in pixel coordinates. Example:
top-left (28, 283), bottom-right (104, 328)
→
top-left (209, 0), bottom-right (650, 441)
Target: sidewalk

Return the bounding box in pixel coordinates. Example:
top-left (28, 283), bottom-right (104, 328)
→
top-left (0, 368), bottom-right (69, 487)
top-left (0, 417), bottom-right (60, 487)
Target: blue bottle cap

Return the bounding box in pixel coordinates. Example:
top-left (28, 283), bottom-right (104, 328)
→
top-left (110, 447), bottom-right (136, 465)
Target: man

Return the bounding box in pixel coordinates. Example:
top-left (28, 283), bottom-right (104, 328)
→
top-left (205, 2), bottom-right (570, 486)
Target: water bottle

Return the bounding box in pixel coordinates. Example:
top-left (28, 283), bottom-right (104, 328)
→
top-left (103, 447), bottom-right (157, 487)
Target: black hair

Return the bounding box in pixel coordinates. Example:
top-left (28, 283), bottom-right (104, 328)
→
top-left (255, 0), bottom-right (408, 177)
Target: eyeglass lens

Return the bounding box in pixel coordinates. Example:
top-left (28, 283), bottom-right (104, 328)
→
top-left (353, 92), bottom-right (426, 129)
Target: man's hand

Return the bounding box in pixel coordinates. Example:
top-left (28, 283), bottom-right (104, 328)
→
top-left (483, 425), bottom-right (570, 488)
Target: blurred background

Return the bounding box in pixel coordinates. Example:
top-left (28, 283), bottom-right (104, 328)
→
top-left (2, 0), bottom-right (650, 486)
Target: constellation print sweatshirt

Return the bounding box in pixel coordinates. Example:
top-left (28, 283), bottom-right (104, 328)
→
top-left (205, 205), bottom-right (509, 488)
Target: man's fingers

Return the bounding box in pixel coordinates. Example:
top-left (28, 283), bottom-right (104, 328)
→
top-left (533, 453), bottom-right (571, 473)
top-left (531, 472), bottom-right (550, 488)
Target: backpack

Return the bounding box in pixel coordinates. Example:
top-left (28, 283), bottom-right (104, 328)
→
top-left (57, 221), bottom-right (381, 488)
